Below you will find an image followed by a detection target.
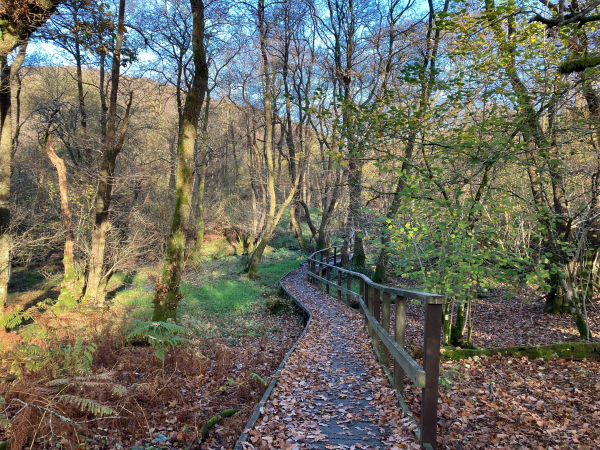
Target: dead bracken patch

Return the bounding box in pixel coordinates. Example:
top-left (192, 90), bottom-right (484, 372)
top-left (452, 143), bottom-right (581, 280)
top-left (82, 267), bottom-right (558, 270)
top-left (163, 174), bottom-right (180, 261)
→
top-left (0, 308), bottom-right (303, 449)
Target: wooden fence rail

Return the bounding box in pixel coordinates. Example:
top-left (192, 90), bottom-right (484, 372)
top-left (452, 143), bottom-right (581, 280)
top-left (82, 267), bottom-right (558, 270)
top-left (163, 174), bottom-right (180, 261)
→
top-left (307, 246), bottom-right (444, 450)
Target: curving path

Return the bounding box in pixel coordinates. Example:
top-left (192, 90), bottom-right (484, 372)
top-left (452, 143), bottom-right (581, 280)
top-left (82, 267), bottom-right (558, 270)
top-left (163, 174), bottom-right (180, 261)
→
top-left (242, 268), bottom-right (420, 450)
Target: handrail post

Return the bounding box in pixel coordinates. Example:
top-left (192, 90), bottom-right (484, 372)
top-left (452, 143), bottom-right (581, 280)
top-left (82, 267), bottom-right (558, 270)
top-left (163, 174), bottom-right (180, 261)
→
top-left (359, 279), bottom-right (365, 326)
top-left (334, 247), bottom-right (337, 266)
top-left (346, 272), bottom-right (351, 305)
top-left (421, 298), bottom-right (442, 449)
top-left (319, 252), bottom-right (323, 290)
top-left (307, 258), bottom-right (312, 283)
top-left (325, 249), bottom-right (330, 295)
top-left (381, 291), bottom-right (390, 366)
top-left (393, 295), bottom-right (407, 394)
top-left (367, 285), bottom-right (374, 339)
top-left (337, 270), bottom-right (342, 303)
top-left (373, 287), bottom-right (381, 355)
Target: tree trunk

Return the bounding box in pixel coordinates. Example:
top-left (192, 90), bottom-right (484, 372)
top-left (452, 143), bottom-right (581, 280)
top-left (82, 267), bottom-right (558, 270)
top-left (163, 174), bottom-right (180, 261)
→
top-left (84, 0), bottom-right (131, 304)
top-left (192, 91), bottom-right (210, 259)
top-left (153, 0), bottom-right (208, 321)
top-left (73, 17), bottom-right (88, 163)
top-left (0, 5), bottom-right (58, 312)
top-left (349, 160), bottom-right (365, 268)
top-left (245, 0), bottom-right (303, 278)
top-left (0, 43), bottom-right (27, 313)
top-left (0, 58), bottom-right (12, 313)
top-left (289, 198), bottom-right (306, 251)
top-left (44, 133), bottom-right (81, 305)
top-left (372, 174), bottom-right (407, 283)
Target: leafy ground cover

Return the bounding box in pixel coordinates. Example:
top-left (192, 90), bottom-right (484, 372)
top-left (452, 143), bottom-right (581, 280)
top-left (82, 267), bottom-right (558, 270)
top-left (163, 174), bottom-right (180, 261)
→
top-left (382, 279), bottom-right (600, 448)
top-left (0, 247), bottom-right (305, 449)
top-left (387, 280), bottom-right (600, 349)
top-left (404, 356), bottom-right (600, 448)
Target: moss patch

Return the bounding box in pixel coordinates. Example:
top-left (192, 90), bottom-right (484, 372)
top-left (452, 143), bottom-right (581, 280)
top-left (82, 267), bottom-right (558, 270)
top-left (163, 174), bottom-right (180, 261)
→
top-left (441, 341), bottom-right (600, 361)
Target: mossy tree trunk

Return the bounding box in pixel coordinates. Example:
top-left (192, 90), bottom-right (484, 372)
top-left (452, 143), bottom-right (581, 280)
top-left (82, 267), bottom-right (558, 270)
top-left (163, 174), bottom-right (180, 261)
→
top-left (153, 0), bottom-right (208, 322)
top-left (0, 57), bottom-right (13, 314)
top-left (450, 303), bottom-right (465, 347)
top-left (0, 1), bottom-right (60, 311)
top-left (441, 342), bottom-right (600, 361)
top-left (0, 2), bottom-right (61, 56)
top-left (192, 90), bottom-right (210, 259)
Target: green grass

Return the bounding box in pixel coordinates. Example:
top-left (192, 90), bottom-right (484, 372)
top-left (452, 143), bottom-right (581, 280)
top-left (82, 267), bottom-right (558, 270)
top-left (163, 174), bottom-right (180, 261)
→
top-left (9, 267), bottom-right (47, 288)
top-left (196, 237), bottom-right (240, 260)
top-left (7, 265), bottom-right (62, 293)
top-left (107, 269), bottom-right (155, 322)
top-left (178, 249), bottom-right (303, 341)
top-left (112, 248), bottom-right (304, 342)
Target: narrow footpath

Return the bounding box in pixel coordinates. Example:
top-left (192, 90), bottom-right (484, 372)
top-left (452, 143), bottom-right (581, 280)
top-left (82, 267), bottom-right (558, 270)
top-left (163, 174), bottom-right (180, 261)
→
top-left (242, 268), bottom-right (420, 450)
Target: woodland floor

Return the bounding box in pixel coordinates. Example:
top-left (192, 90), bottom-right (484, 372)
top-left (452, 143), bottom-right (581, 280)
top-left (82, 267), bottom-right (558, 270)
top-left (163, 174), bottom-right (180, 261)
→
top-left (387, 276), bottom-right (600, 348)
top-left (0, 249), bottom-right (306, 449)
top-left (0, 307), bottom-right (304, 449)
top-left (383, 278), bottom-right (600, 448)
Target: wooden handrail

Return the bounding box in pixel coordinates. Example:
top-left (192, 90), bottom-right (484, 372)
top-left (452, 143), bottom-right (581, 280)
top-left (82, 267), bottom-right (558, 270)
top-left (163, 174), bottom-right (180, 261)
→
top-left (307, 245), bottom-right (443, 449)
top-left (310, 253), bottom-right (444, 304)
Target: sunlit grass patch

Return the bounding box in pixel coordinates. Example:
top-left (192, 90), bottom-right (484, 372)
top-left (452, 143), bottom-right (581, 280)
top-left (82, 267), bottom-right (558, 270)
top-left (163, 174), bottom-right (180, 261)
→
top-left (193, 234), bottom-right (242, 261)
top-left (178, 249), bottom-right (303, 341)
top-left (105, 248), bottom-right (303, 342)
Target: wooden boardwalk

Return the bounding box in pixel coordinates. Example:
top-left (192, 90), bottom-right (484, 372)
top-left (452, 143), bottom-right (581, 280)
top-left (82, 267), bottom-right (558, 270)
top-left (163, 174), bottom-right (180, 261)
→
top-left (241, 268), bottom-right (420, 449)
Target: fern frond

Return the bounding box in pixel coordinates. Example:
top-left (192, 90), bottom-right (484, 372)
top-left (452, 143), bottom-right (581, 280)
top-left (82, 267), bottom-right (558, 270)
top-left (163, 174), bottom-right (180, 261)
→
top-left (61, 338), bottom-right (97, 376)
top-left (20, 323), bottom-right (44, 342)
top-left (76, 381), bottom-right (111, 389)
top-left (75, 372), bottom-right (112, 382)
top-left (0, 307), bottom-right (29, 329)
top-left (58, 394), bottom-right (116, 416)
top-left (111, 385), bottom-right (127, 397)
top-left (126, 321), bottom-right (188, 361)
top-left (47, 378), bottom-right (70, 387)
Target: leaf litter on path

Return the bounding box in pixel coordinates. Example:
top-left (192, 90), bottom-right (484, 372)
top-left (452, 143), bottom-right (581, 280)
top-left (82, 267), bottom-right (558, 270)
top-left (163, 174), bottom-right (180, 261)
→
top-left (243, 268), bottom-right (420, 449)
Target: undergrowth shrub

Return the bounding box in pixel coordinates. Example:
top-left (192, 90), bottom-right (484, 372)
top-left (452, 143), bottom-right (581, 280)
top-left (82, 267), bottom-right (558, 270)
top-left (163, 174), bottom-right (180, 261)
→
top-left (0, 253), bottom-right (301, 449)
top-left (0, 299), bottom-right (53, 332)
top-left (0, 328), bottom-right (206, 450)
top-left (265, 296), bottom-right (291, 314)
top-left (126, 321), bottom-right (188, 360)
